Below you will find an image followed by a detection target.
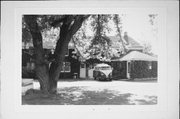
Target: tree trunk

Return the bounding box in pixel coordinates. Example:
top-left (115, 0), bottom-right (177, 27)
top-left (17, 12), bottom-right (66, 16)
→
top-left (48, 27), bottom-right (71, 93)
top-left (24, 15), bottom-right (50, 93)
top-left (48, 15), bottom-right (88, 93)
top-left (36, 64), bottom-right (49, 93)
top-left (24, 15), bottom-right (89, 94)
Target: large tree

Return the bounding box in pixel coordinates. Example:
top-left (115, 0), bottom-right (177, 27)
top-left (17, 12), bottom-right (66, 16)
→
top-left (23, 14), bottom-right (124, 94)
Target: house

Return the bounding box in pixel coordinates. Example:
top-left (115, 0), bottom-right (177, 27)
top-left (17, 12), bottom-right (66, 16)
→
top-left (111, 51), bottom-right (158, 80)
top-left (79, 32), bottom-right (145, 79)
top-left (59, 48), bottom-right (80, 79)
top-left (22, 40), bottom-right (81, 79)
top-left (22, 32), bottom-right (155, 80)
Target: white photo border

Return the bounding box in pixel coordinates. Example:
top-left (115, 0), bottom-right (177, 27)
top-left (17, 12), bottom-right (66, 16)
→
top-left (1, 1), bottom-right (179, 119)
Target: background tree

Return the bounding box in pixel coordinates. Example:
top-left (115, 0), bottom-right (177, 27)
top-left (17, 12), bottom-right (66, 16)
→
top-left (113, 14), bottom-right (127, 54)
top-left (148, 14), bottom-right (158, 55)
top-left (143, 42), bottom-right (152, 55)
top-left (22, 17), bottom-right (32, 49)
top-left (148, 14), bottom-right (158, 38)
top-left (87, 15), bottom-right (112, 60)
top-left (64, 14), bottom-right (126, 61)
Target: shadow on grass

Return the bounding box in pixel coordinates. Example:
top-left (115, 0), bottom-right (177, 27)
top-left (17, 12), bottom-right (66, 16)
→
top-left (134, 96), bottom-right (157, 105)
top-left (22, 87), bottom-right (157, 105)
top-left (75, 90), bottom-right (133, 105)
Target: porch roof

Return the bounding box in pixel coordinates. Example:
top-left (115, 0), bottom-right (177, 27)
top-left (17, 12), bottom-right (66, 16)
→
top-left (112, 51), bottom-right (157, 61)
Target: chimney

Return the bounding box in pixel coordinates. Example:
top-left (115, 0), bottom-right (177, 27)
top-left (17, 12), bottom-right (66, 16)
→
top-left (124, 32), bottom-right (128, 36)
top-left (123, 32), bottom-right (129, 45)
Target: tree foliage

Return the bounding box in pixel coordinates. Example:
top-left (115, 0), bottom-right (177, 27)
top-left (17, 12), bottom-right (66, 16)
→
top-left (22, 17), bottom-right (32, 49)
top-left (143, 42), bottom-right (152, 54)
top-left (148, 14), bottom-right (158, 37)
top-left (113, 14), bottom-right (127, 53)
top-left (75, 14), bottom-right (126, 61)
top-left (23, 14), bottom-right (126, 93)
top-left (23, 14), bottom-right (126, 60)
top-left (148, 14), bottom-right (158, 26)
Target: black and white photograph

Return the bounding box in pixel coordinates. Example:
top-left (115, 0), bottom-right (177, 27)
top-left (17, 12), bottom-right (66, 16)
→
top-left (22, 14), bottom-right (158, 105)
top-left (1, 1), bottom-right (179, 119)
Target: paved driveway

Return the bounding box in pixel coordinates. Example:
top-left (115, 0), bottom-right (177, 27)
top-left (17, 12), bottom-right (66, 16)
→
top-left (27, 80), bottom-right (157, 105)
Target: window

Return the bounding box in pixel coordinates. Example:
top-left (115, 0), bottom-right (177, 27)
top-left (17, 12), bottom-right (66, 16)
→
top-left (100, 66), bottom-right (111, 70)
top-left (61, 62), bottom-right (71, 72)
top-left (61, 63), bottom-right (65, 72)
top-left (64, 62), bottom-right (71, 72)
top-left (80, 63), bottom-right (85, 68)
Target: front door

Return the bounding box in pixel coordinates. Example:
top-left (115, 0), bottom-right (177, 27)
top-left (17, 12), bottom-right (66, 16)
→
top-left (80, 63), bottom-right (86, 78)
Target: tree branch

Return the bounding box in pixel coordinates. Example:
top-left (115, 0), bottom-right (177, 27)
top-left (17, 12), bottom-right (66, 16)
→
top-left (50, 16), bottom-right (66, 27)
top-left (69, 15), bottom-right (90, 36)
top-left (50, 15), bottom-right (75, 27)
top-left (24, 15), bottom-right (46, 65)
top-left (72, 37), bottom-right (86, 60)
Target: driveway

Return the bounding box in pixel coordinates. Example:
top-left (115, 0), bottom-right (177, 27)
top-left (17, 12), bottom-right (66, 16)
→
top-left (23, 80), bottom-right (157, 105)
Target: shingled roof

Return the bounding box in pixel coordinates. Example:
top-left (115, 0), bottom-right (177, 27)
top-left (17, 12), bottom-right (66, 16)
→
top-left (108, 33), bottom-right (144, 51)
top-left (112, 51), bottom-right (157, 61)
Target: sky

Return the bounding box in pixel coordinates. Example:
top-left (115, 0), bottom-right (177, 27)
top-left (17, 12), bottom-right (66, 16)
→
top-left (118, 13), bottom-right (158, 55)
top-left (85, 14), bottom-right (159, 55)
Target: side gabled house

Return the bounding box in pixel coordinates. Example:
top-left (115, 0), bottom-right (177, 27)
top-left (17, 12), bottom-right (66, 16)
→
top-left (22, 40), bottom-right (80, 79)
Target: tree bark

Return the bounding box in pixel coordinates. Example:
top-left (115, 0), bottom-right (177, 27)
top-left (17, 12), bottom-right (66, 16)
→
top-left (48, 23), bottom-right (72, 93)
top-left (24, 15), bottom-right (89, 94)
top-left (48, 15), bottom-right (89, 93)
top-left (24, 15), bottom-right (50, 93)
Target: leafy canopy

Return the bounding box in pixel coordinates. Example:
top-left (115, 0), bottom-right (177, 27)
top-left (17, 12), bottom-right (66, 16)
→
top-left (22, 15), bottom-right (126, 60)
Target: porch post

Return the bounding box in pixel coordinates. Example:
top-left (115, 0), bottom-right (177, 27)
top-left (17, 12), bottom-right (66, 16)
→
top-left (127, 61), bottom-right (131, 79)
